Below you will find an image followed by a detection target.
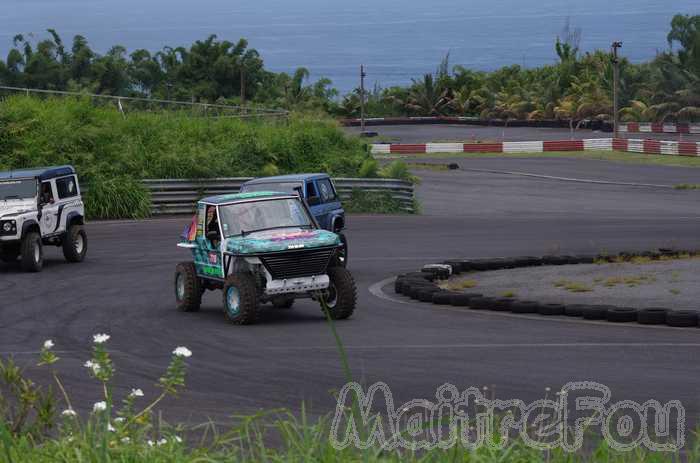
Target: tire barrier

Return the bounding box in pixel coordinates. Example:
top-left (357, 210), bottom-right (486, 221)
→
top-left (371, 138), bottom-right (700, 156)
top-left (341, 116), bottom-right (610, 131)
top-left (143, 177), bottom-right (415, 215)
top-left (620, 123), bottom-right (700, 135)
top-left (392, 250), bottom-right (700, 329)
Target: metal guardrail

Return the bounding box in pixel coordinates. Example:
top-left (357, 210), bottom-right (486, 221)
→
top-left (142, 178), bottom-right (415, 215)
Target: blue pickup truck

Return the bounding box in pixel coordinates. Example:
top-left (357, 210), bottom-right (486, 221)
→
top-left (239, 174), bottom-right (347, 266)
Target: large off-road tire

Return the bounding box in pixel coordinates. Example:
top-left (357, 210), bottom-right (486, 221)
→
top-left (272, 296), bottom-right (295, 310)
top-left (175, 262), bottom-right (201, 312)
top-left (62, 224), bottom-right (88, 263)
top-left (322, 267), bottom-right (357, 320)
top-left (20, 232), bottom-right (43, 272)
top-left (223, 273), bottom-right (259, 325)
top-left (0, 244), bottom-right (20, 263)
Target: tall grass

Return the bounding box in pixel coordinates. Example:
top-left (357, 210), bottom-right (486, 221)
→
top-left (0, 96), bottom-right (377, 218)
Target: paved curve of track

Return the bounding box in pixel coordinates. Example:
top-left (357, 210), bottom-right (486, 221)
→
top-left (2, 157), bottom-right (700, 425)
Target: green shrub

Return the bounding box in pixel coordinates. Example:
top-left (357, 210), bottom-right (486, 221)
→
top-left (83, 177), bottom-right (152, 220)
top-left (343, 189), bottom-right (408, 214)
top-left (358, 158), bottom-right (380, 178)
top-left (380, 160), bottom-right (419, 183)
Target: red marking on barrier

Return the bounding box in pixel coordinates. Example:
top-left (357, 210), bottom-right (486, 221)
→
top-left (679, 142), bottom-right (698, 156)
top-left (612, 138), bottom-right (628, 151)
top-left (650, 123), bottom-right (664, 133)
top-left (390, 144), bottom-right (426, 154)
top-left (626, 123), bottom-right (639, 132)
top-left (643, 140), bottom-right (661, 154)
top-left (543, 140), bottom-right (584, 152)
top-left (463, 143), bottom-right (503, 153)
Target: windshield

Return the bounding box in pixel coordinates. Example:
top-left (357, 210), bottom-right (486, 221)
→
top-left (0, 178), bottom-right (37, 201)
top-left (240, 182), bottom-right (302, 195)
top-left (219, 198), bottom-right (313, 237)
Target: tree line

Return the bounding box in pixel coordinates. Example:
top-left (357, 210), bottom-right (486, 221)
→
top-left (0, 14), bottom-right (698, 122)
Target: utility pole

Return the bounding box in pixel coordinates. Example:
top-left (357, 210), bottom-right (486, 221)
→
top-left (611, 41), bottom-right (622, 138)
top-left (240, 67), bottom-right (246, 107)
top-left (360, 64), bottom-right (366, 134)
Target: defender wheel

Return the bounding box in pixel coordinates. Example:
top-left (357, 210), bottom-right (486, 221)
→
top-left (63, 225), bottom-right (88, 263)
top-left (223, 273), bottom-right (259, 325)
top-left (20, 232), bottom-right (43, 272)
top-left (175, 262), bottom-right (201, 312)
top-left (0, 244), bottom-right (20, 263)
top-left (322, 267), bottom-right (357, 320)
top-left (272, 296), bottom-right (295, 310)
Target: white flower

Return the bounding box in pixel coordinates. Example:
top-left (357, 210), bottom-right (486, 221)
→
top-left (121, 437), bottom-right (130, 444)
top-left (158, 438), bottom-right (167, 446)
top-left (61, 408), bottom-right (77, 417)
top-left (93, 401), bottom-right (107, 413)
top-left (84, 360), bottom-right (101, 373)
top-left (173, 346), bottom-right (192, 358)
top-left (43, 340), bottom-right (54, 350)
top-left (147, 440), bottom-right (154, 447)
top-left (108, 423), bottom-right (116, 432)
top-left (93, 333), bottom-right (110, 344)
top-left (173, 436), bottom-right (182, 443)
top-left (129, 388), bottom-right (144, 398)
top-left (114, 417), bottom-right (125, 423)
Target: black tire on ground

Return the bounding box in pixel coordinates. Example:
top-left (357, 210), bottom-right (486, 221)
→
top-left (404, 272), bottom-right (436, 282)
top-left (448, 163), bottom-right (459, 170)
top-left (513, 256), bottom-right (540, 267)
top-left (223, 273), bottom-right (259, 325)
top-left (572, 255), bottom-right (596, 264)
top-left (510, 301), bottom-right (538, 314)
top-left (606, 307), bottom-right (638, 323)
top-left (20, 231), bottom-right (43, 272)
top-left (564, 304), bottom-right (589, 317)
top-left (443, 260), bottom-right (464, 275)
top-left (0, 244), bottom-right (20, 263)
top-left (432, 291), bottom-right (456, 305)
top-left (538, 303), bottom-right (565, 316)
top-left (541, 255), bottom-right (568, 266)
top-left (469, 297), bottom-right (494, 310)
top-left (418, 288), bottom-right (441, 302)
top-left (394, 279), bottom-right (404, 294)
top-left (491, 298), bottom-right (514, 312)
top-left (322, 266), bottom-right (357, 320)
top-left (62, 224), bottom-right (88, 263)
top-left (581, 305), bottom-right (611, 320)
top-left (637, 308), bottom-right (667, 325)
top-left (175, 262), bottom-right (202, 312)
top-left (271, 296), bottom-right (295, 309)
top-left (449, 292), bottom-right (483, 307)
top-left (665, 310), bottom-right (698, 328)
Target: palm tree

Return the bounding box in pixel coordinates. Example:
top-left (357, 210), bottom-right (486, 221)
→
top-left (405, 74), bottom-right (452, 116)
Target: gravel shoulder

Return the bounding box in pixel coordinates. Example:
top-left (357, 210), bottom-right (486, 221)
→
top-left (446, 258), bottom-right (700, 310)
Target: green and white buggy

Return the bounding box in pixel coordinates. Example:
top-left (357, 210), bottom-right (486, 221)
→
top-left (175, 191), bottom-right (357, 325)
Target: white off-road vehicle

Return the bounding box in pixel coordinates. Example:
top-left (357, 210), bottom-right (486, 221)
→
top-left (0, 166), bottom-right (88, 272)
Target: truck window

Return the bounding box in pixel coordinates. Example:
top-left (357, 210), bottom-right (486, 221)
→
top-left (317, 178), bottom-right (337, 203)
top-left (306, 181), bottom-right (319, 201)
top-left (56, 176), bottom-right (78, 199)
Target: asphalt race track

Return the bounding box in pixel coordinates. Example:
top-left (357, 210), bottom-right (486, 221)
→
top-left (2, 156), bottom-right (700, 427)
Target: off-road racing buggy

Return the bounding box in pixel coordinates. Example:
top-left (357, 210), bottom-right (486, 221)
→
top-left (174, 191), bottom-right (356, 325)
top-left (239, 174), bottom-right (348, 266)
top-left (0, 166), bottom-right (87, 272)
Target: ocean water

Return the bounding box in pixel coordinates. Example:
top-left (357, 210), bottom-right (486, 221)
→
top-left (1, 0), bottom-right (697, 93)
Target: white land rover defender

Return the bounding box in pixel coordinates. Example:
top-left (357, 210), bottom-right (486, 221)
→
top-left (0, 166), bottom-right (88, 272)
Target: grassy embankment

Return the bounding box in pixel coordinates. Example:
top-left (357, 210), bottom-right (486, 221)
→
top-left (0, 96), bottom-right (412, 219)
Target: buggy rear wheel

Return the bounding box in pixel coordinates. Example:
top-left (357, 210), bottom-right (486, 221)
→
top-left (175, 262), bottom-right (201, 312)
top-left (63, 224), bottom-right (88, 263)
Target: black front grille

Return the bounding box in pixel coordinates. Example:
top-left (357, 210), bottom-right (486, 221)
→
top-left (259, 246), bottom-right (336, 279)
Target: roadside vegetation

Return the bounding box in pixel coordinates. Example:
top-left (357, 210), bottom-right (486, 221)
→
top-left (2, 331), bottom-right (695, 462)
top-left (1, 15), bottom-right (697, 124)
top-left (0, 96), bottom-right (419, 218)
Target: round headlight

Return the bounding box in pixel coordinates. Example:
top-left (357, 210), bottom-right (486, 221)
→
top-left (2, 222), bottom-right (12, 232)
